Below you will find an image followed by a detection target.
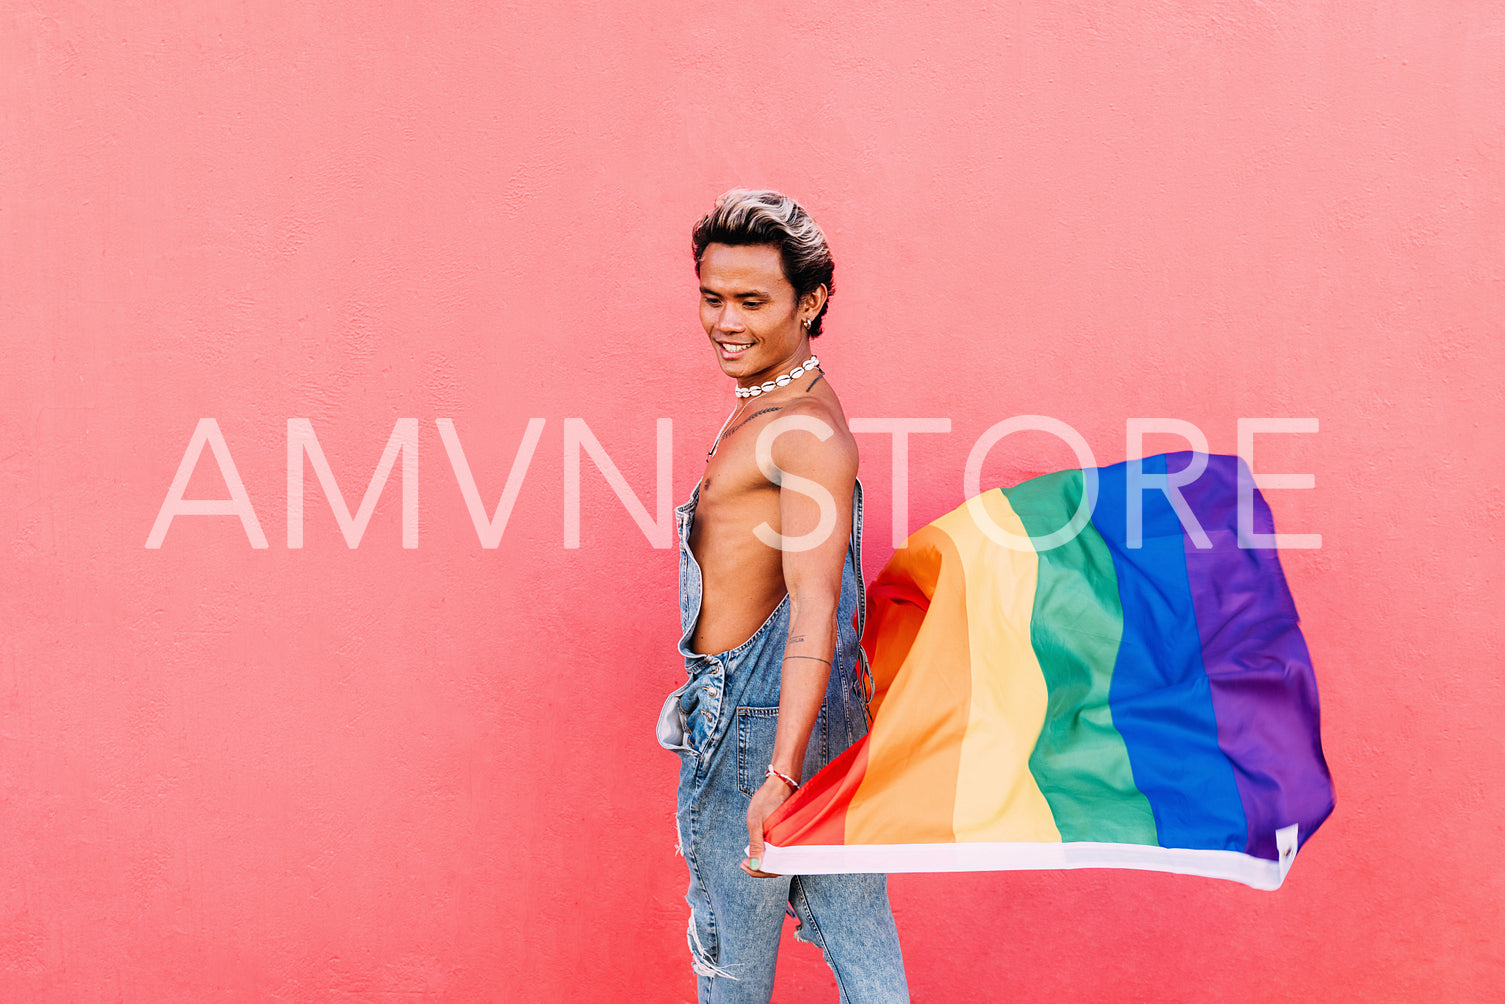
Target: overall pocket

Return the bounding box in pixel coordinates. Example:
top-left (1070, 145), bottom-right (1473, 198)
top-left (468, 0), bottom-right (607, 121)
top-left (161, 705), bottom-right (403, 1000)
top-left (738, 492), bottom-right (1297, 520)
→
top-left (734, 706), bottom-right (780, 797)
top-left (655, 680), bottom-right (693, 755)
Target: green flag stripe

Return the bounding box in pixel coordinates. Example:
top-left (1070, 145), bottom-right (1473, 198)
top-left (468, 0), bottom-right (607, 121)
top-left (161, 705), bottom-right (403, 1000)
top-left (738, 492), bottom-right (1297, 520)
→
top-left (1005, 470), bottom-right (1159, 844)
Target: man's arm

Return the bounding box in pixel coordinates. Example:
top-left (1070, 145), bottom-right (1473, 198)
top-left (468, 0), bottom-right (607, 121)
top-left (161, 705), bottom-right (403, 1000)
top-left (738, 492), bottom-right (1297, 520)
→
top-left (742, 406), bottom-right (857, 878)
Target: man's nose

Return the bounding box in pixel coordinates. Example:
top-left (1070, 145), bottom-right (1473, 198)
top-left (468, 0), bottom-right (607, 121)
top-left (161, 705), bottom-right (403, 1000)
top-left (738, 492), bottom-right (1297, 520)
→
top-left (715, 305), bottom-right (744, 332)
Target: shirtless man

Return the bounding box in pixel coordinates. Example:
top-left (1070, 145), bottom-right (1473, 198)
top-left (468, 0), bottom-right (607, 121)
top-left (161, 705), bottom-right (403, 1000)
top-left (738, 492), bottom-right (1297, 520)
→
top-left (661, 190), bottom-right (908, 1003)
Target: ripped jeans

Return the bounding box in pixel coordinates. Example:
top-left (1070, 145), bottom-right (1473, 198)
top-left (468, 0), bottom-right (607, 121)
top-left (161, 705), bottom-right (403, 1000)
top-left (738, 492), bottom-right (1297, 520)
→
top-left (660, 481), bottom-right (909, 1004)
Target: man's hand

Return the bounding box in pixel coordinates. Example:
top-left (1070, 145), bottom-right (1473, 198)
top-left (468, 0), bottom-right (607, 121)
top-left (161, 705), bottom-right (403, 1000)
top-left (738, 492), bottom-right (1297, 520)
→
top-left (741, 774), bottom-right (796, 878)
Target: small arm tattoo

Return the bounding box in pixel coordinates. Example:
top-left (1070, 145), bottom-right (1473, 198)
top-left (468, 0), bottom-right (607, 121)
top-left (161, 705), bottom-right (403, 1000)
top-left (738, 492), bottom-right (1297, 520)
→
top-left (782, 655), bottom-right (832, 666)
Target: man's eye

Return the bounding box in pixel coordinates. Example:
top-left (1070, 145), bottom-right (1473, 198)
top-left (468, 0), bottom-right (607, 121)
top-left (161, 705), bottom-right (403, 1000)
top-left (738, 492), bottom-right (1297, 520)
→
top-left (743, 301), bottom-right (762, 309)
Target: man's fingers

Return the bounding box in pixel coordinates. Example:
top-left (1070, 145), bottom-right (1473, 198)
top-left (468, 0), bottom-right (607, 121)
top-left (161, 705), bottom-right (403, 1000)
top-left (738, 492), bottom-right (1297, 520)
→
top-left (746, 823), bottom-right (765, 872)
top-left (745, 792), bottom-right (773, 878)
top-left (740, 857), bottom-right (781, 878)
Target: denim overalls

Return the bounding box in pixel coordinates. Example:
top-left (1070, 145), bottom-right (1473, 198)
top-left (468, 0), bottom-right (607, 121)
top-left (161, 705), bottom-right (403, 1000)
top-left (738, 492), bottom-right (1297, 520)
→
top-left (659, 478), bottom-right (909, 1004)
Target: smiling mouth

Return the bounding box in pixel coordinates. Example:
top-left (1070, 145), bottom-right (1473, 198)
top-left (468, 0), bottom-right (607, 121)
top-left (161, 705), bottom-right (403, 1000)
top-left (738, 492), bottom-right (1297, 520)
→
top-left (717, 341), bottom-right (753, 355)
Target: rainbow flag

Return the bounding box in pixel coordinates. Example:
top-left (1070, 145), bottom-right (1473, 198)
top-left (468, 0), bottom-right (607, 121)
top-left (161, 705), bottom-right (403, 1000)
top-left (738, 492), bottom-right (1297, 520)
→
top-left (761, 453), bottom-right (1333, 890)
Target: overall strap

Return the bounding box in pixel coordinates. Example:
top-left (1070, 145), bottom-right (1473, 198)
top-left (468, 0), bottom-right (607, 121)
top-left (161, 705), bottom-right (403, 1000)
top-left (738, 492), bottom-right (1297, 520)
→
top-left (849, 478), bottom-right (876, 723)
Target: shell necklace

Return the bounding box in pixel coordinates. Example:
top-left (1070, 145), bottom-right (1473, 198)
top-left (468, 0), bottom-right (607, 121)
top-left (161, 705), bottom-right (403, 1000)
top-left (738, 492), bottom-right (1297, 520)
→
top-left (706, 355), bottom-right (821, 459)
top-left (735, 354), bottom-right (819, 398)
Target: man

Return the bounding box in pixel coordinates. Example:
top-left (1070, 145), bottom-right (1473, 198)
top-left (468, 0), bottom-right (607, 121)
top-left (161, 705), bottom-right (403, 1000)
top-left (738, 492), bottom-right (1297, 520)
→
top-left (658, 190), bottom-right (909, 1003)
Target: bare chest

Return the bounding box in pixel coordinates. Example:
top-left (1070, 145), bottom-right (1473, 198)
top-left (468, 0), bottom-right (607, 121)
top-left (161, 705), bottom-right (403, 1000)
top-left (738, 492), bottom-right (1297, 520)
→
top-left (690, 430), bottom-right (780, 557)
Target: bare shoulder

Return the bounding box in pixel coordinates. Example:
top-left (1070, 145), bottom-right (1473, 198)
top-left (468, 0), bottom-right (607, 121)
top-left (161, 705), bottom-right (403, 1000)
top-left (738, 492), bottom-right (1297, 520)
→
top-left (766, 384), bottom-right (858, 482)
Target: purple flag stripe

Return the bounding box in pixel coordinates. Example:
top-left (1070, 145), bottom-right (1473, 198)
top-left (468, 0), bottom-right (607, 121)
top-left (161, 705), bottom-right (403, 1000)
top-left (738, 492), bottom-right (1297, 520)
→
top-left (1177, 453), bottom-right (1335, 860)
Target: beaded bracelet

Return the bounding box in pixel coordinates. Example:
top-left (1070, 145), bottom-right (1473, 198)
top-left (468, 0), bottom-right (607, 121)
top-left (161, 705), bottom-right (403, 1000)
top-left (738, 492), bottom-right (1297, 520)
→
top-left (765, 766), bottom-right (801, 792)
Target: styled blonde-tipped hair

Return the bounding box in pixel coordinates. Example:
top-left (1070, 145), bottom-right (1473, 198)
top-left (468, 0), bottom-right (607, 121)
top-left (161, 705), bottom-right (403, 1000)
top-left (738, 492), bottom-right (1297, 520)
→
top-left (691, 189), bottom-right (836, 337)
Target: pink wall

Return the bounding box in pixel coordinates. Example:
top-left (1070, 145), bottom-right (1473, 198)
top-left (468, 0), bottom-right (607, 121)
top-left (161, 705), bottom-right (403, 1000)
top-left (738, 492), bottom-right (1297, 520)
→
top-left (3, 2), bottom-right (1501, 1000)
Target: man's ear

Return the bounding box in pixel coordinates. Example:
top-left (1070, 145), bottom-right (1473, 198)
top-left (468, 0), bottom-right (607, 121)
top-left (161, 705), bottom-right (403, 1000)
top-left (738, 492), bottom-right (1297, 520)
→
top-left (801, 284), bottom-right (828, 319)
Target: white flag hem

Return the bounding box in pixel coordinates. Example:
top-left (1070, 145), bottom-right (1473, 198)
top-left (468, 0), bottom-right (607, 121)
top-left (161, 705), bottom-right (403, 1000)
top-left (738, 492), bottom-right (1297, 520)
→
top-left (761, 830), bottom-right (1298, 891)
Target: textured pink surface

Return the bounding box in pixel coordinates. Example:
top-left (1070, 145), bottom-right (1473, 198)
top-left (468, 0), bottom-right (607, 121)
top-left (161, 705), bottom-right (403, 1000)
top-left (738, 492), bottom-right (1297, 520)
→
top-left (3, 2), bottom-right (1501, 1000)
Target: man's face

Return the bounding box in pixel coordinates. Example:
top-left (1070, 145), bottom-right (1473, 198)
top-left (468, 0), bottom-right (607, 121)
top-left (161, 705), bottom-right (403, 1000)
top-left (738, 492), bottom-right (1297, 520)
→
top-left (697, 242), bottom-right (810, 384)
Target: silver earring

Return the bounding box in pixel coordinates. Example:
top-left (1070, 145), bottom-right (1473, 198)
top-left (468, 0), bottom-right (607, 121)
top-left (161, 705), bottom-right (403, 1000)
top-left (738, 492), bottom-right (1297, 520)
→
top-left (802, 318), bottom-right (811, 329)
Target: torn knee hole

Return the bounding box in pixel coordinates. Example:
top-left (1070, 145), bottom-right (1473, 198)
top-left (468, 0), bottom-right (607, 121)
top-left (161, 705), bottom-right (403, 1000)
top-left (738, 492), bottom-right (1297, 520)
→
top-left (686, 908), bottom-right (737, 981)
